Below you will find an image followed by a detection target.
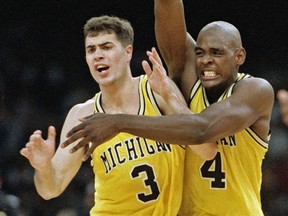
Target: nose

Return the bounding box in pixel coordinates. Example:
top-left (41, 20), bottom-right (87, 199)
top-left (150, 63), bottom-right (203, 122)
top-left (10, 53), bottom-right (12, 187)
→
top-left (94, 48), bottom-right (104, 60)
top-left (200, 53), bottom-right (213, 65)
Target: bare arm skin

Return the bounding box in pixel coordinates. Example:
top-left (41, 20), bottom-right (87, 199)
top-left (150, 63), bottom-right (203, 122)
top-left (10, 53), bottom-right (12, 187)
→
top-left (154, 0), bottom-right (187, 84)
top-left (62, 77), bottom-right (273, 161)
top-left (143, 47), bottom-right (218, 160)
top-left (142, 47), bottom-right (189, 115)
top-left (118, 77), bottom-right (274, 143)
top-left (154, 0), bottom-right (197, 101)
top-left (277, 89), bottom-right (288, 126)
top-left (20, 99), bottom-right (93, 199)
top-left (61, 48), bottom-right (218, 161)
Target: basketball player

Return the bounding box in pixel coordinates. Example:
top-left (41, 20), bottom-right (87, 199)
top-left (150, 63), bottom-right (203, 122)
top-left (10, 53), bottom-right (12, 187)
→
top-left (61, 0), bottom-right (274, 215)
top-left (277, 89), bottom-right (288, 126)
top-left (20, 15), bottom-right (217, 215)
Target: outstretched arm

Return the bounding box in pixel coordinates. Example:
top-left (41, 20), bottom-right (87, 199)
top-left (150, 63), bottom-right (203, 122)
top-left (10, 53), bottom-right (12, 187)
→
top-left (61, 76), bottom-right (273, 161)
top-left (61, 48), bottom-right (218, 161)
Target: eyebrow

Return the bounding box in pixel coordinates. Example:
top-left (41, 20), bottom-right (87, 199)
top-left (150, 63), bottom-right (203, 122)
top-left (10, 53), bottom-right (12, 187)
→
top-left (86, 41), bottom-right (112, 49)
top-left (98, 41), bottom-right (112, 47)
top-left (195, 47), bottom-right (223, 52)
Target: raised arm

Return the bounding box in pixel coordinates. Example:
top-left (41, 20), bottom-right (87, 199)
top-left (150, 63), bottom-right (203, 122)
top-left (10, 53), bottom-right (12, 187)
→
top-left (143, 47), bottom-right (217, 160)
top-left (154, 0), bottom-right (197, 101)
top-left (62, 48), bottom-right (218, 161)
top-left (154, 0), bottom-right (186, 83)
top-left (142, 47), bottom-right (188, 115)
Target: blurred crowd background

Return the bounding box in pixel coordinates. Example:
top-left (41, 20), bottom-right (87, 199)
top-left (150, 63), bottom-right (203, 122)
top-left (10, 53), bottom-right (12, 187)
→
top-left (0, 0), bottom-right (287, 215)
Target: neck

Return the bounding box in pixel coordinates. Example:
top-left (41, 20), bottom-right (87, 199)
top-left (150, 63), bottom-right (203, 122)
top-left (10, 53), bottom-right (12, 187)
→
top-left (206, 74), bottom-right (239, 104)
top-left (101, 77), bottom-right (140, 114)
top-left (205, 83), bottom-right (228, 104)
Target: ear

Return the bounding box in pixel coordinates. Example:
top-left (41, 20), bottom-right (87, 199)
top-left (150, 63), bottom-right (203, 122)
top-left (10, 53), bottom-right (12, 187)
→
top-left (235, 47), bottom-right (246, 66)
top-left (125, 45), bottom-right (133, 61)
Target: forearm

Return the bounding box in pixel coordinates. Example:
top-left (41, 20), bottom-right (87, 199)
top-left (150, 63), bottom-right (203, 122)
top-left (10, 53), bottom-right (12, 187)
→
top-left (117, 114), bottom-right (206, 146)
top-left (154, 0), bottom-right (187, 82)
top-left (34, 162), bottom-right (62, 200)
top-left (117, 114), bottom-right (217, 160)
top-left (158, 78), bottom-right (191, 115)
top-left (164, 94), bottom-right (191, 115)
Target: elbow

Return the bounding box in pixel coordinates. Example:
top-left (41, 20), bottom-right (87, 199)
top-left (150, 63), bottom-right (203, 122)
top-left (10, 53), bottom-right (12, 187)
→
top-left (188, 126), bottom-right (210, 144)
top-left (186, 117), bottom-right (218, 160)
top-left (35, 184), bottom-right (63, 200)
top-left (202, 144), bottom-right (218, 160)
top-left (40, 194), bottom-right (54, 201)
top-left (194, 142), bottom-right (218, 161)
top-left (37, 189), bottom-right (61, 200)
top-left (188, 116), bottom-right (215, 144)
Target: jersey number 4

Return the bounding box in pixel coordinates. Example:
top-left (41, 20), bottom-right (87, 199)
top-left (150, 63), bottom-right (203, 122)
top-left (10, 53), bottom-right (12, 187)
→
top-left (200, 152), bottom-right (226, 189)
top-left (131, 164), bottom-right (160, 203)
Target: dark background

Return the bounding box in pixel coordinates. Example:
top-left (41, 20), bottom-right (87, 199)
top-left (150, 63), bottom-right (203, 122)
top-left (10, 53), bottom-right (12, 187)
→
top-left (0, 0), bottom-right (288, 215)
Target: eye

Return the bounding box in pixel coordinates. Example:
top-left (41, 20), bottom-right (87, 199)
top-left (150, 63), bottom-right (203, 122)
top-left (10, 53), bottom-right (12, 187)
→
top-left (87, 48), bottom-right (94, 54)
top-left (86, 46), bottom-right (95, 54)
top-left (195, 50), bottom-right (204, 57)
top-left (102, 45), bottom-right (112, 50)
top-left (211, 50), bottom-right (224, 57)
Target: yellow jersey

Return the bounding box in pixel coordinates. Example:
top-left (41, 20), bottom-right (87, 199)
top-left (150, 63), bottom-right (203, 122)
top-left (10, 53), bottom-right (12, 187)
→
top-left (179, 73), bottom-right (269, 216)
top-left (90, 75), bottom-right (185, 216)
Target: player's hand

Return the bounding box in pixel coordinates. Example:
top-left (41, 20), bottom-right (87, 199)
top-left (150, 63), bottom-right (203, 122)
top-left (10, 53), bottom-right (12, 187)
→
top-left (142, 47), bottom-right (172, 100)
top-left (277, 89), bottom-right (288, 126)
top-left (20, 126), bottom-right (56, 171)
top-left (61, 113), bottom-right (119, 161)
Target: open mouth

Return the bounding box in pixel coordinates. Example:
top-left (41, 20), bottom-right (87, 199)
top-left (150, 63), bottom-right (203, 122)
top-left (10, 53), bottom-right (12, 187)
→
top-left (97, 65), bottom-right (109, 72)
top-left (203, 70), bottom-right (216, 77)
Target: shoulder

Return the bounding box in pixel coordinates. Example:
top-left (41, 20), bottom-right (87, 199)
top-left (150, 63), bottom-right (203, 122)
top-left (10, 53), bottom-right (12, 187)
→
top-left (67, 98), bottom-right (95, 119)
top-left (59, 98), bottom-right (95, 145)
top-left (235, 76), bottom-right (274, 140)
top-left (234, 76), bottom-right (274, 109)
top-left (61, 98), bottom-right (95, 136)
top-left (235, 76), bottom-right (274, 96)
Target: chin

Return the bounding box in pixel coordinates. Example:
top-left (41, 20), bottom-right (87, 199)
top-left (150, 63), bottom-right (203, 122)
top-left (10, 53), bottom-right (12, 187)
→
top-left (201, 79), bottom-right (219, 89)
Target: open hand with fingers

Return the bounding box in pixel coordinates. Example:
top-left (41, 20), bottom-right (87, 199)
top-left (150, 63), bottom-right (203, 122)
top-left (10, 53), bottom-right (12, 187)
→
top-left (142, 47), bottom-right (173, 100)
top-left (142, 47), bottom-right (188, 115)
top-left (20, 126), bottom-right (56, 171)
top-left (61, 113), bottom-right (120, 161)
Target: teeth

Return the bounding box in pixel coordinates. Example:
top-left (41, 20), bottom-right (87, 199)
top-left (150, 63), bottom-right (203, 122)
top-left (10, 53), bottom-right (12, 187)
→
top-left (97, 65), bottom-right (109, 72)
top-left (97, 65), bottom-right (106, 70)
top-left (203, 71), bottom-right (216, 77)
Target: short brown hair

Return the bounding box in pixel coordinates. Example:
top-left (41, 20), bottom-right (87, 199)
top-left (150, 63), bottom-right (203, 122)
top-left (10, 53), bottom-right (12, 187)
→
top-left (83, 15), bottom-right (134, 47)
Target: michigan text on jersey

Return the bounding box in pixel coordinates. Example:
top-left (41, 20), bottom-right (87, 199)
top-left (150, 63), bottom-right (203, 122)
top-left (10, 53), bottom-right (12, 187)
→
top-left (99, 136), bottom-right (172, 174)
top-left (216, 135), bottom-right (236, 146)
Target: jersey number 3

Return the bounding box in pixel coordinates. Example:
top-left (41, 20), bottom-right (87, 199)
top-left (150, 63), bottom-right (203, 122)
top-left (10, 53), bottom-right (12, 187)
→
top-left (200, 152), bottom-right (226, 189)
top-left (131, 164), bottom-right (160, 202)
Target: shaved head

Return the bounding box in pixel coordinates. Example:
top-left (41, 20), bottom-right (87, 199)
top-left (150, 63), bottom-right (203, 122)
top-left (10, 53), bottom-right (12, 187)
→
top-left (194, 21), bottom-right (246, 94)
top-left (197, 21), bottom-right (242, 49)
